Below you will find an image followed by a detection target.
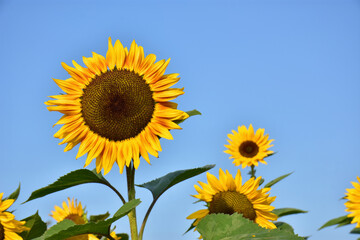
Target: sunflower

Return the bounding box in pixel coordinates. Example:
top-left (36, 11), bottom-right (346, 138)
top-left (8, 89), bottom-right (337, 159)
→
top-left (0, 193), bottom-right (29, 240)
top-left (224, 124), bottom-right (274, 168)
top-left (50, 198), bottom-right (120, 240)
top-left (46, 38), bottom-right (188, 174)
top-left (345, 176), bottom-right (360, 228)
top-left (187, 169), bottom-right (277, 231)
top-left (51, 198), bottom-right (89, 240)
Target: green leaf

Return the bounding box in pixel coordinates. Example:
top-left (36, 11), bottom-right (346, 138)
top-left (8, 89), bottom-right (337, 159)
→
top-left (19, 211), bottom-right (47, 240)
top-left (351, 227), bottom-right (360, 234)
top-left (24, 169), bottom-right (112, 203)
top-left (173, 109), bottom-right (201, 125)
top-left (137, 164), bottom-right (214, 200)
top-left (117, 233), bottom-right (129, 240)
top-left (197, 213), bottom-right (305, 240)
top-left (264, 172), bottom-right (293, 188)
top-left (275, 222), bottom-right (295, 233)
top-left (318, 215), bottom-right (352, 230)
top-left (34, 199), bottom-right (140, 240)
top-left (89, 212), bottom-right (110, 223)
top-left (6, 183), bottom-right (21, 201)
top-left (273, 208), bottom-right (308, 218)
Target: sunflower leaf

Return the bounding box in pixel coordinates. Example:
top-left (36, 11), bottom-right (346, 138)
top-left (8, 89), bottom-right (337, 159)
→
top-left (184, 219), bottom-right (197, 234)
top-left (33, 199), bottom-right (140, 240)
top-left (24, 169), bottom-right (112, 203)
top-left (275, 221), bottom-right (295, 233)
top-left (264, 172), bottom-right (293, 188)
top-left (20, 211), bottom-right (47, 240)
top-left (6, 183), bottom-right (21, 201)
top-left (197, 213), bottom-right (305, 240)
top-left (136, 164), bottom-right (214, 200)
top-left (89, 212), bottom-right (110, 222)
top-left (351, 228), bottom-right (360, 234)
top-left (117, 233), bottom-right (129, 240)
top-left (318, 215), bottom-right (352, 230)
top-left (273, 208), bottom-right (308, 218)
top-left (173, 109), bottom-right (201, 125)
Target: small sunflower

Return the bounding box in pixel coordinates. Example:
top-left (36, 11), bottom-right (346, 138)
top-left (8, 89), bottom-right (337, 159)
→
top-left (50, 198), bottom-right (120, 240)
top-left (224, 124), bottom-right (274, 168)
top-left (187, 169), bottom-right (277, 230)
top-left (0, 193), bottom-right (29, 240)
top-left (345, 176), bottom-right (360, 228)
top-left (46, 38), bottom-right (188, 174)
top-left (51, 198), bottom-right (89, 240)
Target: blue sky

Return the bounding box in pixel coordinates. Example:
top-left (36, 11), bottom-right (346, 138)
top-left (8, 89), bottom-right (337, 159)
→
top-left (1, 0), bottom-right (359, 239)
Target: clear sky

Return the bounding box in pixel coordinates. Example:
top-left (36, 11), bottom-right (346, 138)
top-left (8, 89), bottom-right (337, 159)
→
top-left (1, 0), bottom-right (359, 239)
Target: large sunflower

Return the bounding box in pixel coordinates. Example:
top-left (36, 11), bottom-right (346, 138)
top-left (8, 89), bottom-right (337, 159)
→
top-left (50, 198), bottom-right (120, 240)
top-left (224, 124), bottom-right (274, 168)
top-left (345, 176), bottom-right (360, 228)
top-left (187, 168), bottom-right (277, 230)
top-left (0, 193), bottom-right (29, 240)
top-left (46, 38), bottom-right (188, 174)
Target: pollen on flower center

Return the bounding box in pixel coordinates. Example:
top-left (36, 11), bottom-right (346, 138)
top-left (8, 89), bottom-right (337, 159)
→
top-left (209, 191), bottom-right (256, 220)
top-left (81, 69), bottom-right (155, 141)
top-left (0, 222), bottom-right (4, 240)
top-left (239, 141), bottom-right (259, 158)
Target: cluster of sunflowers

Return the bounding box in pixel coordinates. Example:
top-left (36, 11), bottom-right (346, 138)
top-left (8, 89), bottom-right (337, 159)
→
top-left (1, 38), bottom-right (359, 240)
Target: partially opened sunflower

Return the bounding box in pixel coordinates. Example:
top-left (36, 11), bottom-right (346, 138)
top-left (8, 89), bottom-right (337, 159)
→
top-left (46, 38), bottom-right (188, 174)
top-left (0, 193), bottom-right (29, 240)
top-left (50, 198), bottom-right (120, 240)
top-left (187, 168), bottom-right (277, 232)
top-left (345, 176), bottom-right (360, 228)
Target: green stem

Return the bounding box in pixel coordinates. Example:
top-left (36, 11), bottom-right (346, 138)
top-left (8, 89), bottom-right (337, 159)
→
top-left (250, 165), bottom-right (256, 178)
top-left (126, 164), bottom-right (138, 240)
top-left (138, 199), bottom-right (156, 240)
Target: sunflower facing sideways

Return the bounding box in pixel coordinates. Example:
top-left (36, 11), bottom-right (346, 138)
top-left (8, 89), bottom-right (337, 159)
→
top-left (224, 124), bottom-right (274, 168)
top-left (187, 169), bottom-right (277, 232)
top-left (50, 198), bottom-right (120, 240)
top-left (0, 193), bottom-right (29, 240)
top-left (345, 176), bottom-right (360, 228)
top-left (46, 38), bottom-right (188, 174)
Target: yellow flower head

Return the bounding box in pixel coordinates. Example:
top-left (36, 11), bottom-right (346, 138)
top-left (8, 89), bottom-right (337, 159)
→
top-left (187, 169), bottom-right (277, 230)
top-left (0, 193), bottom-right (29, 240)
top-left (345, 176), bottom-right (360, 228)
top-left (46, 38), bottom-right (188, 174)
top-left (50, 198), bottom-right (120, 240)
top-left (224, 124), bottom-right (274, 168)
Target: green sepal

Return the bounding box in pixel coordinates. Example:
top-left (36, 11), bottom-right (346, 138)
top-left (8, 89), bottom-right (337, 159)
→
top-left (19, 211), bottom-right (47, 240)
top-left (264, 172), bottom-right (293, 188)
top-left (318, 215), bottom-right (352, 230)
top-left (89, 212), bottom-right (110, 223)
top-left (137, 164), bottom-right (214, 200)
top-left (196, 213), bottom-right (305, 240)
top-left (184, 220), bottom-right (197, 234)
top-left (275, 221), bottom-right (294, 233)
top-left (273, 208), bottom-right (308, 218)
top-left (350, 227), bottom-right (360, 234)
top-left (173, 109), bottom-right (201, 125)
top-left (24, 169), bottom-right (113, 203)
top-left (116, 233), bottom-right (129, 240)
top-left (33, 199), bottom-right (140, 240)
top-left (6, 183), bottom-right (21, 201)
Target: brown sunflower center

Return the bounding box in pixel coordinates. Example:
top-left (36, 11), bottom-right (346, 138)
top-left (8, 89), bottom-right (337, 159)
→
top-left (81, 69), bottom-right (155, 141)
top-left (209, 191), bottom-right (256, 220)
top-left (0, 222), bottom-right (4, 240)
top-left (65, 214), bottom-right (86, 225)
top-left (239, 141), bottom-right (259, 158)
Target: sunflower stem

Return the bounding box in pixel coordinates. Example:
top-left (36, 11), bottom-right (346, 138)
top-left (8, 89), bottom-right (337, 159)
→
top-left (250, 165), bottom-right (256, 178)
top-left (126, 164), bottom-right (139, 240)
